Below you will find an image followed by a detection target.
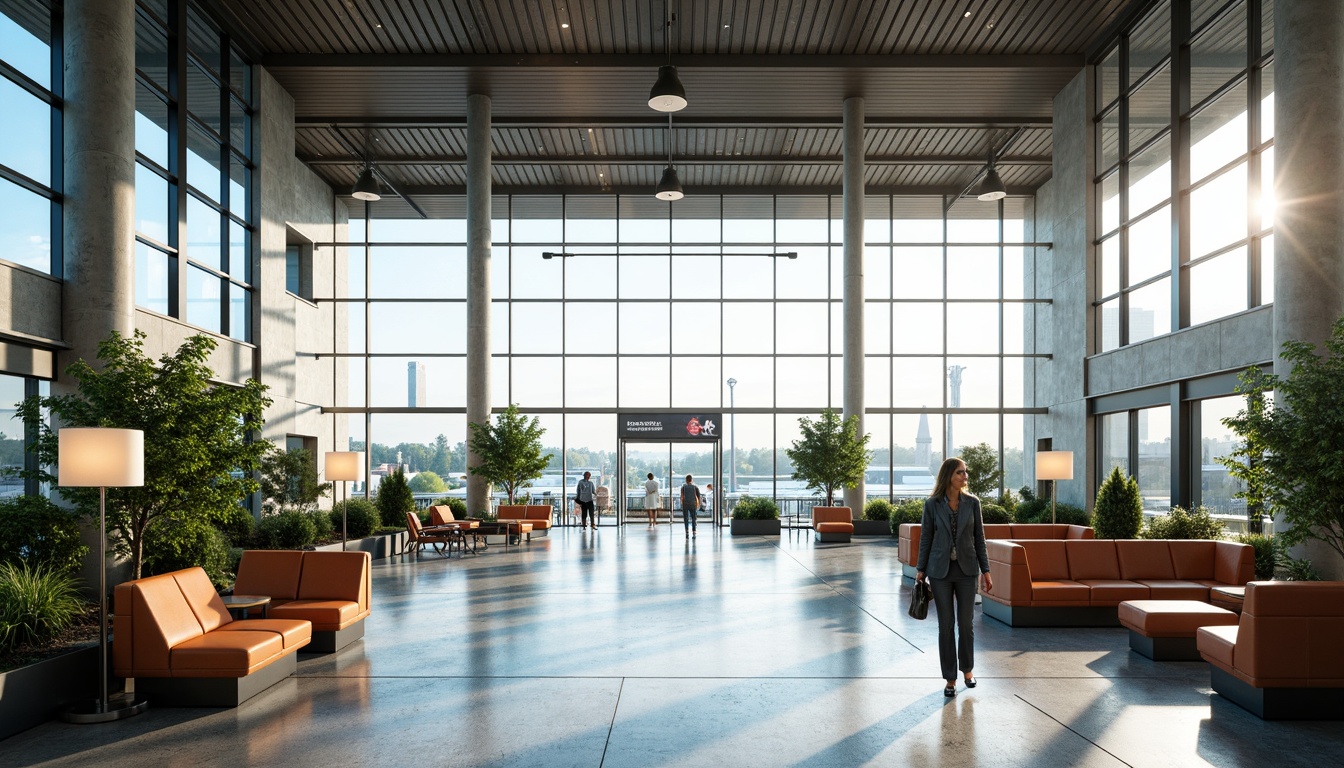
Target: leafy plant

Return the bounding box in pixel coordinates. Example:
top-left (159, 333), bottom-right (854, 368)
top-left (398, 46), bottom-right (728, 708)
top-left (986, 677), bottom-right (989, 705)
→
top-left (375, 468), bottom-right (416, 527)
top-left (1235, 532), bottom-right (1284, 580)
top-left (213, 504), bottom-right (256, 548)
top-left (142, 515), bottom-right (233, 589)
top-left (862, 498), bottom-right (894, 521)
top-left (993, 488), bottom-right (1020, 515)
top-left (331, 498), bottom-right (379, 539)
top-left (18, 331), bottom-right (271, 579)
top-left (259, 446), bottom-right (331, 515)
top-left (1014, 497), bottom-right (1089, 525)
top-left (306, 508), bottom-right (335, 540)
top-left (1221, 316), bottom-right (1344, 564)
top-left (1092, 466), bottom-right (1143, 539)
top-left (467, 404), bottom-right (553, 504)
top-left (731, 496), bottom-right (779, 520)
top-left (408, 471), bottom-right (447, 494)
top-left (891, 499), bottom-right (925, 526)
top-left (981, 503), bottom-right (1012, 524)
top-left (959, 442), bottom-right (1003, 498)
top-left (1141, 505), bottom-right (1225, 540)
top-left (446, 498), bottom-right (468, 517)
top-left (0, 561), bottom-right (85, 652)
top-left (785, 409), bottom-right (872, 506)
top-left (1279, 555), bottom-right (1321, 581)
top-left (0, 494), bottom-right (88, 574)
top-left (255, 511), bottom-right (317, 550)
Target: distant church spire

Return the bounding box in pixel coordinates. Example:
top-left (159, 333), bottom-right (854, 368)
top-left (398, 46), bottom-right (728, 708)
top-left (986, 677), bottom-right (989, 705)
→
top-left (915, 411), bottom-right (932, 469)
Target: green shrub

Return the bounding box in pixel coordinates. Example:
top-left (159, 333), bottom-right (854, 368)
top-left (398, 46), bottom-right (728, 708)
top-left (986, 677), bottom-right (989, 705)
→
top-left (214, 505), bottom-right (256, 548)
top-left (1279, 555), bottom-right (1321, 581)
top-left (373, 525), bottom-right (404, 536)
top-left (305, 508), bottom-right (335, 541)
top-left (732, 496), bottom-right (780, 520)
top-left (1142, 505), bottom-right (1225, 540)
top-left (255, 511), bottom-right (317, 550)
top-left (375, 469), bottom-right (416, 527)
top-left (993, 488), bottom-right (1020, 515)
top-left (226, 546), bottom-right (244, 578)
top-left (331, 498), bottom-right (379, 539)
top-left (1235, 532), bottom-right (1283, 580)
top-left (892, 499), bottom-right (925, 525)
top-left (1014, 498), bottom-right (1089, 525)
top-left (0, 561), bottom-right (85, 652)
top-left (862, 498), bottom-right (894, 521)
top-left (981, 503), bottom-right (1012, 524)
top-left (0, 495), bottom-right (88, 575)
top-left (142, 516), bottom-right (233, 588)
top-left (1092, 467), bottom-right (1143, 539)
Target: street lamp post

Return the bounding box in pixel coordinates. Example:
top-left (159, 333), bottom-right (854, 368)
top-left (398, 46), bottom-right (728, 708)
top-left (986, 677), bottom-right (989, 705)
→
top-left (727, 378), bottom-right (737, 493)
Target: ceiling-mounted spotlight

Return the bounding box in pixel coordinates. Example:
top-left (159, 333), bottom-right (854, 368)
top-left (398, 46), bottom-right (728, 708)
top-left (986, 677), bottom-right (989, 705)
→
top-left (656, 165), bottom-right (684, 201)
top-left (352, 165), bottom-right (382, 201)
top-left (976, 165), bottom-right (1006, 202)
top-left (649, 3), bottom-right (686, 112)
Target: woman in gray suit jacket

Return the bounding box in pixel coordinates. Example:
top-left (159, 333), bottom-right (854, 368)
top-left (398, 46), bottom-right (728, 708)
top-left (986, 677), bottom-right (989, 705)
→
top-left (916, 457), bottom-right (993, 697)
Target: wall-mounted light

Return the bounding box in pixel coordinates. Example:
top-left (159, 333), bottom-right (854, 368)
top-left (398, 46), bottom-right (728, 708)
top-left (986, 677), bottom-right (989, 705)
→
top-left (541, 252), bottom-right (576, 259)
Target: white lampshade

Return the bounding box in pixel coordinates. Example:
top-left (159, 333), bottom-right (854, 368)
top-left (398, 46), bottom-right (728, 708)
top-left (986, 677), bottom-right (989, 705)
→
top-left (59, 428), bottom-right (144, 488)
top-left (1035, 450), bottom-right (1074, 481)
top-left (325, 451), bottom-right (364, 482)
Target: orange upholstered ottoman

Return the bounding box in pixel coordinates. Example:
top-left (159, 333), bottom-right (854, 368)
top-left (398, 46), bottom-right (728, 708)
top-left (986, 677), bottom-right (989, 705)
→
top-left (1118, 599), bottom-right (1238, 661)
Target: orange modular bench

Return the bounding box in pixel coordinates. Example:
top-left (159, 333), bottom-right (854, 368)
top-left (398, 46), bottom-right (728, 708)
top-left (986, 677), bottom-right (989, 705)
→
top-left (113, 567), bottom-right (311, 707)
top-left (234, 550), bottom-right (372, 652)
top-left (983, 538), bottom-right (1253, 627)
top-left (1118, 600), bottom-right (1239, 661)
top-left (497, 504), bottom-right (553, 536)
top-left (812, 506), bottom-right (854, 543)
top-left (897, 523), bottom-right (1093, 578)
top-left (1197, 581), bottom-right (1344, 720)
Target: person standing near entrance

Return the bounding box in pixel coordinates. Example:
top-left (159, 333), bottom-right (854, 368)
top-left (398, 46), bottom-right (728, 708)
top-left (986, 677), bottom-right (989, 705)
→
top-left (644, 473), bottom-right (661, 527)
top-left (916, 457), bottom-right (992, 698)
top-left (680, 474), bottom-right (702, 539)
top-left (575, 471), bottom-right (598, 530)
top-left (703, 483), bottom-right (714, 520)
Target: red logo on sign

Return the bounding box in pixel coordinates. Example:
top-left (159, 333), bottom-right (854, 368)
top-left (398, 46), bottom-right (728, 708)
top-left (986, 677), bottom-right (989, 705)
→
top-left (686, 417), bottom-right (702, 436)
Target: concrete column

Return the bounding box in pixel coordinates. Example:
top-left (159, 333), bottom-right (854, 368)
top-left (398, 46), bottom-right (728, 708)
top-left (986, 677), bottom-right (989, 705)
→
top-left (842, 96), bottom-right (865, 512)
top-left (1272, 1), bottom-right (1344, 578)
top-left (61, 0), bottom-right (137, 380)
top-left (466, 94), bottom-right (493, 514)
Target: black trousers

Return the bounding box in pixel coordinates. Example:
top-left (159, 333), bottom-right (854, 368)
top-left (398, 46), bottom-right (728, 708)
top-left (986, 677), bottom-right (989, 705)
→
top-left (929, 568), bottom-right (978, 681)
top-left (578, 499), bottom-right (596, 525)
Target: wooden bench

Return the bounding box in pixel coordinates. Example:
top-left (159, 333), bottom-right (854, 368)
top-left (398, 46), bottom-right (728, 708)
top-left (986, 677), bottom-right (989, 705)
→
top-left (1118, 599), bottom-right (1239, 661)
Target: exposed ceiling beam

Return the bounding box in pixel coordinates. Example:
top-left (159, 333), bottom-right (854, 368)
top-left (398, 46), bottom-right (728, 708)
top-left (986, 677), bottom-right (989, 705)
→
top-left (352, 184), bottom-right (1041, 198)
top-left (299, 154), bottom-right (1054, 168)
top-left (294, 116), bottom-right (1054, 129)
top-left (262, 53), bottom-right (1084, 69)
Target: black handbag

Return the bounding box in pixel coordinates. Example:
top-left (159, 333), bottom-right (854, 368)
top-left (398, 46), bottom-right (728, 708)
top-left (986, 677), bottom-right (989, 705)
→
top-left (908, 579), bottom-right (932, 620)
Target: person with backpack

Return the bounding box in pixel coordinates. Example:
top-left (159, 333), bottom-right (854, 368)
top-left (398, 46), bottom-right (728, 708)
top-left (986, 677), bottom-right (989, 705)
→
top-left (679, 474), bottom-right (702, 539)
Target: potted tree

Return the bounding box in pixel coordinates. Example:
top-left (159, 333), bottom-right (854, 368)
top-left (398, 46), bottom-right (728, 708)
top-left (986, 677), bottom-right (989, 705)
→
top-left (468, 404), bottom-right (552, 539)
top-left (785, 409), bottom-right (871, 527)
top-left (730, 496), bottom-right (781, 535)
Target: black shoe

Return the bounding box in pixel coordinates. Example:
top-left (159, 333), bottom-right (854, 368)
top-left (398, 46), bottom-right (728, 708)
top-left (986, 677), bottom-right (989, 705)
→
top-left (964, 676), bottom-right (977, 688)
top-left (944, 683), bottom-right (957, 697)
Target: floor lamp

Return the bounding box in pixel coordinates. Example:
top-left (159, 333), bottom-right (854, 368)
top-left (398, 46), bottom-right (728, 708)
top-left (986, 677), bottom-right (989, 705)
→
top-left (325, 451), bottom-right (364, 550)
top-left (58, 427), bottom-right (149, 723)
top-left (1036, 450), bottom-right (1074, 525)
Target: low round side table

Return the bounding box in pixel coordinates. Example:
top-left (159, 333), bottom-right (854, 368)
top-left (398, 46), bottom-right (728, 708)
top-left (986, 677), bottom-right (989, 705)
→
top-left (221, 594), bottom-right (271, 620)
top-left (1210, 585), bottom-right (1245, 614)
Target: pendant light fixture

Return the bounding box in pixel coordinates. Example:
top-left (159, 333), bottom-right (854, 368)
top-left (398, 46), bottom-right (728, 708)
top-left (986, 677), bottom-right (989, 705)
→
top-left (352, 165), bottom-right (383, 201)
top-left (976, 150), bottom-right (1007, 202)
top-left (655, 112), bottom-right (684, 201)
top-left (649, 2), bottom-right (686, 112)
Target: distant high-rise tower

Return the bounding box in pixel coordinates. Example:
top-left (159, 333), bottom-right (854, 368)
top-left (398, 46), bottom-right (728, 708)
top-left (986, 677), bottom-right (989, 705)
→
top-left (408, 362), bottom-right (426, 407)
top-left (915, 412), bottom-right (932, 469)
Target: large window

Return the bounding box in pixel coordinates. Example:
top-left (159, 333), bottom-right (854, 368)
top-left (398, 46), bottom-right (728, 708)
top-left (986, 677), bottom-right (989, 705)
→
top-left (134, 1), bottom-right (255, 341)
top-left (1095, 0), bottom-right (1273, 351)
top-left (325, 193), bottom-right (1047, 501)
top-left (0, 1), bottom-right (57, 276)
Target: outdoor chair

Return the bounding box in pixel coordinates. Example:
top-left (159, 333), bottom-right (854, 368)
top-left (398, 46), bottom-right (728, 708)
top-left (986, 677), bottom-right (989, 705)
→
top-left (405, 512), bottom-right (464, 557)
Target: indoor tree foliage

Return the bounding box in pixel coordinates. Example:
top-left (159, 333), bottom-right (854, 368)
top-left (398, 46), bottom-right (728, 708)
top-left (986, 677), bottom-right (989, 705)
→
top-left (785, 409), bottom-right (872, 507)
top-left (1221, 316), bottom-right (1344, 563)
top-left (1092, 466), bottom-right (1144, 539)
top-left (19, 331), bottom-right (270, 580)
top-left (959, 442), bottom-right (1004, 498)
top-left (259, 446), bottom-right (330, 515)
top-left (467, 404), bottom-right (552, 505)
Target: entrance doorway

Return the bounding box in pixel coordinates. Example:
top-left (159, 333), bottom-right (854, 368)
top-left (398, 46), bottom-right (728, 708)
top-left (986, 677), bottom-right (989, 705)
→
top-left (616, 440), bottom-right (723, 527)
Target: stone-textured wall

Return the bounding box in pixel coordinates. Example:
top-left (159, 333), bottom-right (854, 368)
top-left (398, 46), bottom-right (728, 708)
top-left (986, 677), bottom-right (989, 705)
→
top-left (0, 266), bottom-right (62, 343)
top-left (1087, 307), bottom-right (1272, 396)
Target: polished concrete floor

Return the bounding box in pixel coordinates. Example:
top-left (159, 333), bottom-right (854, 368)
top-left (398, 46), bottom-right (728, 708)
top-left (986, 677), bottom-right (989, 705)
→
top-left (3, 526), bottom-right (1341, 767)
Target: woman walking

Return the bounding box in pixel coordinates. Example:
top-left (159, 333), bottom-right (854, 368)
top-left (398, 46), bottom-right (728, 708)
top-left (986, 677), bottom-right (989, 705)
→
top-left (916, 456), bottom-right (993, 697)
top-left (644, 472), bottom-right (661, 527)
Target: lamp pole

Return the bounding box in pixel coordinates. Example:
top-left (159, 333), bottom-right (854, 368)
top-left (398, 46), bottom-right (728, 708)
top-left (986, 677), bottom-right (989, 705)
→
top-left (727, 378), bottom-right (737, 493)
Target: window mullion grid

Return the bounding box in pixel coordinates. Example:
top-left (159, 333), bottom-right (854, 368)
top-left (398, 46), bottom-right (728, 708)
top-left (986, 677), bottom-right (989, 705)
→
top-left (1172, 0), bottom-right (1191, 332)
top-left (1247, 0), bottom-right (1263, 309)
top-left (168, 0), bottom-right (188, 320)
top-left (50, 2), bottom-right (64, 279)
top-left (1118, 32), bottom-right (1131, 349)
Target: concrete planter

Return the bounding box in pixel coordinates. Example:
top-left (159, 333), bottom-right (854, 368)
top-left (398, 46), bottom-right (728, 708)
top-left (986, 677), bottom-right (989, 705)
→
top-left (0, 643), bottom-right (99, 740)
top-left (730, 519), bottom-right (781, 536)
top-left (853, 519), bottom-right (893, 536)
top-left (316, 531), bottom-right (408, 560)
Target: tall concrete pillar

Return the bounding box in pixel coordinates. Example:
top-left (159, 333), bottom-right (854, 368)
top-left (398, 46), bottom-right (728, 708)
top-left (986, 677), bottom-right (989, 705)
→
top-left (1273, 1), bottom-right (1344, 578)
top-left (842, 96), bottom-right (866, 512)
top-left (61, 0), bottom-right (137, 381)
top-left (466, 94), bottom-right (493, 514)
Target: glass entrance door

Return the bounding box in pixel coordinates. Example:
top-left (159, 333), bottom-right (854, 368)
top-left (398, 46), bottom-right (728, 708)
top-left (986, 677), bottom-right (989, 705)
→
top-left (618, 440), bottom-right (722, 526)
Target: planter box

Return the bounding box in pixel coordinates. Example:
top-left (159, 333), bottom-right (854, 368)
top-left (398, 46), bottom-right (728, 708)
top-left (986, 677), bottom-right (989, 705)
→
top-left (853, 520), bottom-right (893, 536)
top-left (316, 531), bottom-right (408, 560)
top-left (0, 643), bottom-right (99, 740)
top-left (730, 519), bottom-right (781, 536)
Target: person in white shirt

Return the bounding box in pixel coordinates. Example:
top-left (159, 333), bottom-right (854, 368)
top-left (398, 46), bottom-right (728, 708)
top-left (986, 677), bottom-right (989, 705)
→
top-left (644, 473), bottom-right (661, 527)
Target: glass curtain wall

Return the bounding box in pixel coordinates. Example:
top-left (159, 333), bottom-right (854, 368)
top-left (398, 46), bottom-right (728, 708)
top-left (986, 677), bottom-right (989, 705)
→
top-left (1094, 0), bottom-right (1274, 351)
top-left (326, 193), bottom-right (1046, 506)
top-left (0, 1), bottom-right (58, 276)
top-left (133, 0), bottom-right (255, 341)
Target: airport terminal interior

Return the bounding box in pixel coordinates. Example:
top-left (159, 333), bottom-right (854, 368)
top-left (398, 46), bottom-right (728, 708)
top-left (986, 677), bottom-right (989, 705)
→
top-left (3, 0), bottom-right (1344, 764)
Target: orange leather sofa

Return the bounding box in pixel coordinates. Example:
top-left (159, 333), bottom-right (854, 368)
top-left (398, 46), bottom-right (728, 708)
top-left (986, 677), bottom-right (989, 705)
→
top-left (233, 550), bottom-right (372, 652)
top-left (898, 523), bottom-right (1093, 578)
top-left (497, 504), bottom-right (553, 535)
top-left (983, 539), bottom-right (1253, 626)
top-left (812, 506), bottom-right (854, 543)
top-left (1197, 581), bottom-right (1344, 720)
top-left (113, 566), bottom-right (311, 707)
